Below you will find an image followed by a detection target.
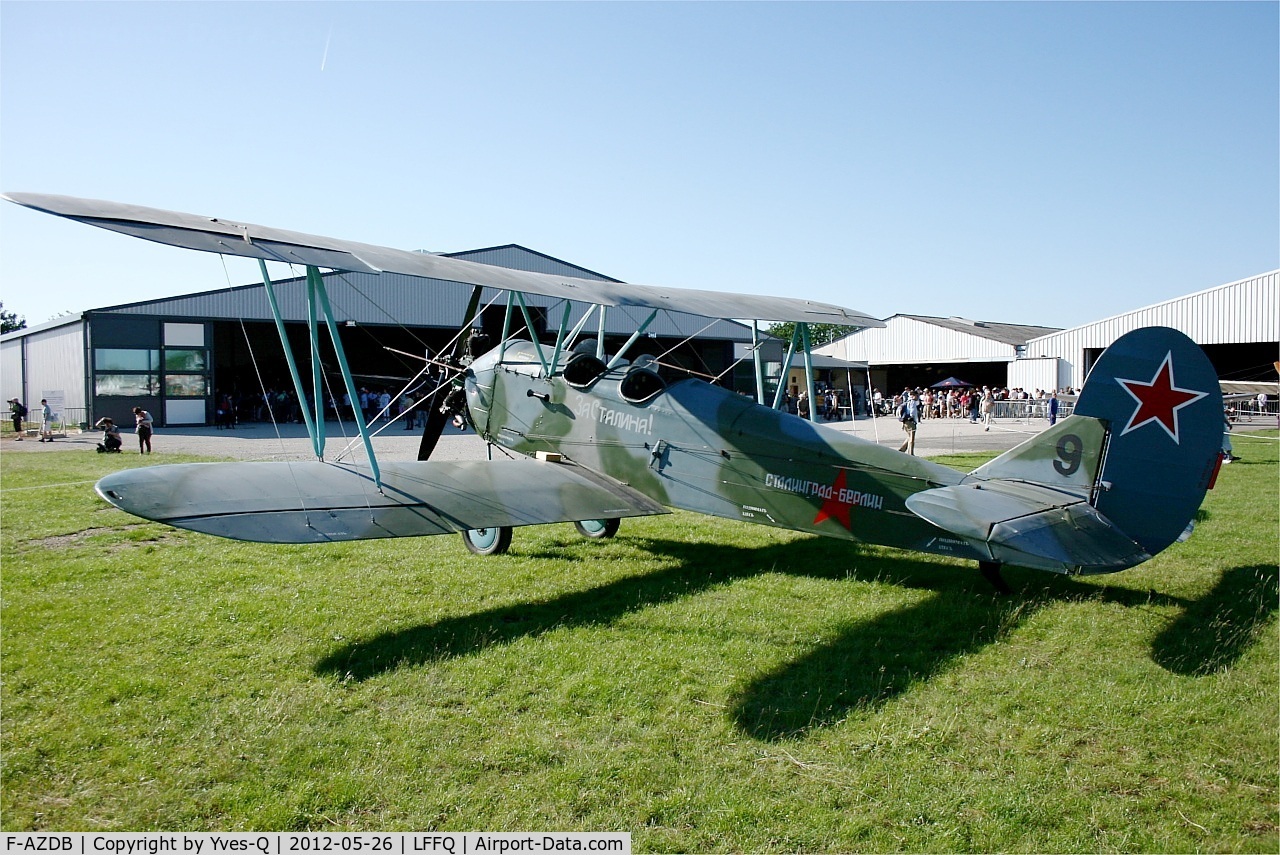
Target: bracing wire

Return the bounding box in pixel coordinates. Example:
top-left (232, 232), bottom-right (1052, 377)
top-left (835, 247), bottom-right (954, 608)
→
top-left (222, 257), bottom-right (316, 519)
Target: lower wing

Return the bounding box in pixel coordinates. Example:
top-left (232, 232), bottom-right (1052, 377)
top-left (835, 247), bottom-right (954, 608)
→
top-left (96, 458), bottom-right (667, 543)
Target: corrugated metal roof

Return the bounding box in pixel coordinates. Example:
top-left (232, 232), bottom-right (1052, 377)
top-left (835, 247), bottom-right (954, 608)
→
top-left (445, 244), bottom-right (621, 282)
top-left (895, 315), bottom-right (1061, 347)
top-left (0, 312), bottom-right (84, 342)
top-left (1027, 270), bottom-right (1279, 350)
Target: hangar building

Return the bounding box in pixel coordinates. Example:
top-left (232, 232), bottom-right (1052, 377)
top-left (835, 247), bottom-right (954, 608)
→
top-left (1, 245), bottom-right (757, 429)
top-left (1017, 269), bottom-right (1278, 391)
top-left (816, 269), bottom-right (1278, 397)
top-left (814, 315), bottom-right (1061, 394)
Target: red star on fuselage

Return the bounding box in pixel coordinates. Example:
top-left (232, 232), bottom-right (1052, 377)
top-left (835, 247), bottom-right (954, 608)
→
top-left (813, 469), bottom-right (853, 528)
top-left (1115, 352), bottom-right (1207, 443)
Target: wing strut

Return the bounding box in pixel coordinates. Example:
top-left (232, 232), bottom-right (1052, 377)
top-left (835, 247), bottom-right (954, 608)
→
top-left (308, 266), bottom-right (381, 489)
top-left (771, 326), bottom-right (800, 411)
top-left (751, 321), bottom-right (766, 405)
top-left (256, 260), bottom-right (381, 489)
top-left (763, 323), bottom-right (820, 421)
top-left (800, 322), bottom-right (818, 423)
top-left (607, 310), bottom-right (660, 369)
top-left (257, 259), bottom-right (322, 458)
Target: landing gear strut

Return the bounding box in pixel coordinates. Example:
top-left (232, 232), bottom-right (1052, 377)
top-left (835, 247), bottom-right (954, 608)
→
top-left (979, 561), bottom-right (1011, 595)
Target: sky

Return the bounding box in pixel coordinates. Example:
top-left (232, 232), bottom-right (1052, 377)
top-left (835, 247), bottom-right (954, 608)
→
top-left (1, 1), bottom-right (1276, 332)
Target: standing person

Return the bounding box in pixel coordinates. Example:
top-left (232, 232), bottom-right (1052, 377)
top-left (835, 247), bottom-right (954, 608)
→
top-left (1048, 392), bottom-right (1060, 425)
top-left (133, 406), bottom-right (153, 454)
top-left (401, 392), bottom-right (416, 429)
top-left (980, 387), bottom-right (995, 431)
top-left (1222, 409), bottom-right (1241, 462)
top-left (897, 391), bottom-right (919, 455)
top-left (8, 398), bottom-right (26, 440)
top-left (38, 399), bottom-right (54, 442)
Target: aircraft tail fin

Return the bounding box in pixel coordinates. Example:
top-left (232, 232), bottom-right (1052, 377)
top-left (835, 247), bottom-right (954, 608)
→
top-left (907, 327), bottom-right (1223, 574)
top-left (1066, 325), bottom-right (1223, 559)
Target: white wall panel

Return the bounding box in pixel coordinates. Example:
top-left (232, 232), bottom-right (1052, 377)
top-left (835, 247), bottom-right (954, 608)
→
top-left (1, 339), bottom-right (23, 404)
top-left (819, 316), bottom-right (1019, 364)
top-left (18, 321), bottom-right (88, 423)
top-left (1008, 357), bottom-right (1065, 394)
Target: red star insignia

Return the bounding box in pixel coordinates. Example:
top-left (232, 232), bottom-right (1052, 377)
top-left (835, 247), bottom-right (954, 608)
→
top-left (1115, 353), bottom-right (1208, 443)
top-left (813, 469), bottom-right (852, 529)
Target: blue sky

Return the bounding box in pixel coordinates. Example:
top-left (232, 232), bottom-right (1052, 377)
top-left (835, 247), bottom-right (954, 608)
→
top-left (2, 1), bottom-right (1276, 331)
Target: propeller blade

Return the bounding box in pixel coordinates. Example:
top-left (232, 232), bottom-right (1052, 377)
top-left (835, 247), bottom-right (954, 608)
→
top-left (418, 285), bottom-right (484, 461)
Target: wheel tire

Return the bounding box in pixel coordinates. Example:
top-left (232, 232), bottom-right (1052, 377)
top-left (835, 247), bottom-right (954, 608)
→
top-left (462, 526), bottom-right (513, 555)
top-left (574, 518), bottom-right (620, 539)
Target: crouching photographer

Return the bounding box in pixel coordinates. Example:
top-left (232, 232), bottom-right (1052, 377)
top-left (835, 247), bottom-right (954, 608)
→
top-left (94, 417), bottom-right (123, 453)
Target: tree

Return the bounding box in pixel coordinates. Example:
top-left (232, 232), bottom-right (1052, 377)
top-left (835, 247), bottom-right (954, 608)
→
top-left (0, 303), bottom-right (26, 334)
top-left (763, 322), bottom-right (857, 348)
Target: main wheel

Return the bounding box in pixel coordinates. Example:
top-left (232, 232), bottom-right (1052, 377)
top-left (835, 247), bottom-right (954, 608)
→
top-left (462, 526), bottom-right (512, 555)
top-left (574, 518), bottom-right (620, 539)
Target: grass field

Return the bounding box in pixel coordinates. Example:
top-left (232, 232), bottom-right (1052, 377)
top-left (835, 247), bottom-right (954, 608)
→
top-left (2, 438), bottom-right (1277, 851)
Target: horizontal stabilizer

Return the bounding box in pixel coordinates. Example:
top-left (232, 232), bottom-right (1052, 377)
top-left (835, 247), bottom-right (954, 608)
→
top-left (905, 481), bottom-right (1151, 574)
top-left (95, 458), bottom-right (668, 543)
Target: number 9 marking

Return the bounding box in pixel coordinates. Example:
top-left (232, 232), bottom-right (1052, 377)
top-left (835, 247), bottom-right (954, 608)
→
top-left (1054, 433), bottom-right (1083, 477)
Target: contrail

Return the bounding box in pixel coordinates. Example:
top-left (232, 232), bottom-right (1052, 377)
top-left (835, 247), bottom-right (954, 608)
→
top-left (321, 22), bottom-right (333, 72)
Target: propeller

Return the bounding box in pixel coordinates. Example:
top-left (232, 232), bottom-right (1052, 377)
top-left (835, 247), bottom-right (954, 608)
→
top-left (417, 285), bottom-right (485, 461)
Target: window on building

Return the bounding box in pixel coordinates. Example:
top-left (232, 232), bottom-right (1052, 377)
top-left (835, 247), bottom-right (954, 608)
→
top-left (165, 374), bottom-right (209, 397)
top-left (164, 349), bottom-right (207, 371)
top-left (96, 374), bottom-right (160, 397)
top-left (95, 349), bottom-right (160, 371)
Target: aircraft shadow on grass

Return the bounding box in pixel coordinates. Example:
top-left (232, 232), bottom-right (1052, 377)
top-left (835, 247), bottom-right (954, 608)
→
top-left (313, 537), bottom-right (1277, 741)
top-left (1150, 564), bottom-right (1278, 677)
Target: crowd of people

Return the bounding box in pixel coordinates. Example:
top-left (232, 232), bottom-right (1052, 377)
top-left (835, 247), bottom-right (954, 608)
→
top-left (772, 384), bottom-right (1078, 431)
top-left (877, 385), bottom-right (1077, 456)
top-left (870, 385), bottom-right (1076, 423)
top-left (778, 388), bottom-right (852, 422)
top-left (211, 385), bottom-right (430, 430)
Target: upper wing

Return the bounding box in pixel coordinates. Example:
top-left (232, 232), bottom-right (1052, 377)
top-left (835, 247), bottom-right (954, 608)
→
top-left (96, 458), bottom-right (668, 543)
top-left (4, 192), bottom-right (884, 326)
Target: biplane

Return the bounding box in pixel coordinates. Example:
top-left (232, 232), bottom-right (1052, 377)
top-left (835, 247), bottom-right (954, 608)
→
top-left (4, 193), bottom-right (1227, 588)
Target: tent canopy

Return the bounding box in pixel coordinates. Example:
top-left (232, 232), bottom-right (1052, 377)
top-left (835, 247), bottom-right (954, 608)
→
top-left (931, 377), bottom-right (972, 389)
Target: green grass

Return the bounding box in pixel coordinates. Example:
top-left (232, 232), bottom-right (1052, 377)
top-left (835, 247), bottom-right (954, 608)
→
top-left (2, 440), bottom-right (1277, 851)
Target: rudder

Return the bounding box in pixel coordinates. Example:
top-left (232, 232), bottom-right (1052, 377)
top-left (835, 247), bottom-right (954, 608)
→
top-left (1073, 326), bottom-right (1223, 559)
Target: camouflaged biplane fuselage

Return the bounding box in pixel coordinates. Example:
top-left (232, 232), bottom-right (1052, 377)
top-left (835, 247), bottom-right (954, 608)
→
top-left (467, 341), bottom-right (981, 563)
